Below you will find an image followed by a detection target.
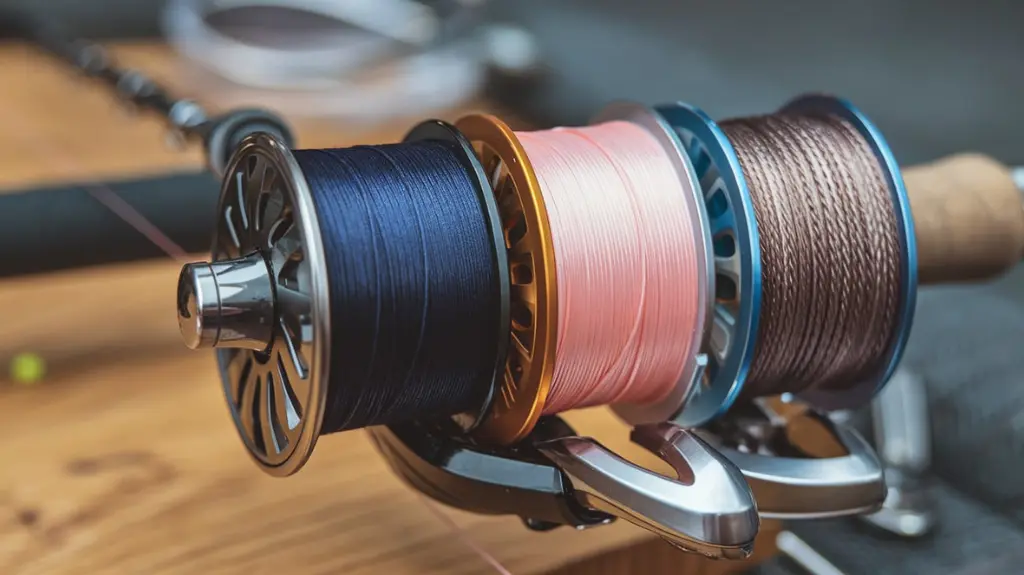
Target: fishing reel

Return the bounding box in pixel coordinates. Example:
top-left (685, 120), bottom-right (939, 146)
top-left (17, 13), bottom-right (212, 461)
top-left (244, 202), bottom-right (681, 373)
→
top-left (170, 91), bottom-right (979, 560)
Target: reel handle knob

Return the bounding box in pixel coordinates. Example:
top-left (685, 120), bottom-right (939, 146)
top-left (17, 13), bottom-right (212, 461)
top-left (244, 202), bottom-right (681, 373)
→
top-left (906, 153), bottom-right (1024, 284)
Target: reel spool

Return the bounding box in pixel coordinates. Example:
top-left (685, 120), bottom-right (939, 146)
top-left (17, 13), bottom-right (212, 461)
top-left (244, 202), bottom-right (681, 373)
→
top-left (654, 94), bottom-right (918, 420)
top-left (455, 107), bottom-right (717, 441)
top-left (175, 121), bottom-right (510, 476)
top-left (612, 94), bottom-right (916, 520)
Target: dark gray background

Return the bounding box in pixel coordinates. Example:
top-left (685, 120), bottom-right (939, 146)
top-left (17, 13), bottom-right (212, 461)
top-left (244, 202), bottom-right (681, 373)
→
top-left (6, 1), bottom-right (1021, 166)
top-left (0, 0), bottom-right (162, 37)
top-left (485, 0), bottom-right (1024, 166)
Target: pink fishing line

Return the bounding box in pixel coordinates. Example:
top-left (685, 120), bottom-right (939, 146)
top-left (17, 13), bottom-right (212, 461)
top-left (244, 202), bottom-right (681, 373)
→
top-left (517, 121), bottom-right (702, 414)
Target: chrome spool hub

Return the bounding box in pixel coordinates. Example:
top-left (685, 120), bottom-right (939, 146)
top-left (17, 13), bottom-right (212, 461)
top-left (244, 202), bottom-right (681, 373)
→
top-left (176, 133), bottom-right (330, 477)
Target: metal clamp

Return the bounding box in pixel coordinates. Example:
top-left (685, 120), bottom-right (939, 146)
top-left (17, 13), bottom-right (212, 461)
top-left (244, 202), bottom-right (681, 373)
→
top-left (536, 421), bottom-right (759, 559)
top-left (693, 398), bottom-right (886, 519)
top-left (368, 418), bottom-right (613, 530)
top-left (370, 416), bottom-right (759, 559)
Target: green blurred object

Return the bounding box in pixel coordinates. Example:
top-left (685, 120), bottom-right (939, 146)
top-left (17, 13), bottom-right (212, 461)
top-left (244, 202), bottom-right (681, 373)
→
top-left (10, 352), bottom-right (46, 385)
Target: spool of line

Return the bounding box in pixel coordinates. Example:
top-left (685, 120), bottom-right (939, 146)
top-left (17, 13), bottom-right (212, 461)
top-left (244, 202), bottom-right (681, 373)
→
top-left (457, 106), bottom-right (711, 444)
top-left (177, 122), bottom-right (509, 476)
top-left (721, 110), bottom-right (902, 399)
top-left (296, 143), bottom-right (503, 433)
top-left (656, 95), bottom-right (916, 421)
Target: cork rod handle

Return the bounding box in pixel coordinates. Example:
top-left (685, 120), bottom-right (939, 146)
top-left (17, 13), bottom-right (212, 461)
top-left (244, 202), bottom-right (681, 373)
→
top-left (904, 154), bottom-right (1024, 285)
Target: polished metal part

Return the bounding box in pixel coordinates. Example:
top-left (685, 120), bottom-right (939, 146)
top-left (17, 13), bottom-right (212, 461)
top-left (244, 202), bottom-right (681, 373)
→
top-left (859, 367), bottom-right (936, 537)
top-left (180, 132), bottom-right (330, 477)
top-left (775, 531), bottom-right (847, 575)
top-left (594, 103), bottom-right (715, 427)
top-left (872, 368), bottom-right (931, 474)
top-left (699, 399), bottom-right (886, 519)
top-left (536, 425), bottom-right (759, 559)
top-left (177, 252), bottom-right (276, 351)
top-left (860, 468), bottom-right (934, 538)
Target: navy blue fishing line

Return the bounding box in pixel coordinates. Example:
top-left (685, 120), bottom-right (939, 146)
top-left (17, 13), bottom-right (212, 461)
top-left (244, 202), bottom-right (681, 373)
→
top-left (293, 141), bottom-right (501, 433)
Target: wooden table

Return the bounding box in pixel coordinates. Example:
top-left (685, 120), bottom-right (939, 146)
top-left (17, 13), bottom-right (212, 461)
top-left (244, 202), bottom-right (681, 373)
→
top-left (0, 42), bottom-right (778, 574)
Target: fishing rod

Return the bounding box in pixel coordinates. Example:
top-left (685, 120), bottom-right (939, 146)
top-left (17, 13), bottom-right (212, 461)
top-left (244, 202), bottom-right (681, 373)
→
top-left (0, 8), bottom-right (294, 277)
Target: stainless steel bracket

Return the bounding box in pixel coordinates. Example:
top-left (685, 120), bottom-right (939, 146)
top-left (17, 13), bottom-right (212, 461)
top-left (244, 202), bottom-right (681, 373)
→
top-left (535, 424), bottom-right (760, 559)
top-left (688, 397), bottom-right (887, 519)
top-left (860, 367), bottom-right (937, 537)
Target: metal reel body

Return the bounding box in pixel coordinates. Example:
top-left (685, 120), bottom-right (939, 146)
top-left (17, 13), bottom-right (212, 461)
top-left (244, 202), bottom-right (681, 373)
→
top-left (369, 417), bottom-right (615, 529)
top-left (692, 398), bottom-right (887, 520)
top-left (373, 415), bottom-right (760, 559)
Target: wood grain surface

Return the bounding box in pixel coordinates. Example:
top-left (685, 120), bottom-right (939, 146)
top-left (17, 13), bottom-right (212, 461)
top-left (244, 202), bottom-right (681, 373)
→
top-left (0, 42), bottom-right (779, 574)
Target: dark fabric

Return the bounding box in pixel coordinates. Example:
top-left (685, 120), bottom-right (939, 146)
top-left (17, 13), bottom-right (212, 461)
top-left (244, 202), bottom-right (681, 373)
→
top-left (904, 282), bottom-right (1024, 524)
top-left (748, 481), bottom-right (1024, 574)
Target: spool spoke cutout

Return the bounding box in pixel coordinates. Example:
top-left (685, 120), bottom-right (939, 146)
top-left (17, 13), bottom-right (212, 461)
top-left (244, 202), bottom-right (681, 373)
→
top-left (277, 315), bottom-right (309, 380)
top-left (238, 369), bottom-right (259, 442)
top-left (275, 354), bottom-right (303, 430)
top-left (226, 350), bottom-right (251, 407)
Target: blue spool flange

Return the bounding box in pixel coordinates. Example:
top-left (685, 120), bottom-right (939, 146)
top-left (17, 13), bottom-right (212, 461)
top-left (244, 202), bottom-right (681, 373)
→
top-left (654, 103), bottom-right (762, 427)
top-left (784, 94), bottom-right (918, 411)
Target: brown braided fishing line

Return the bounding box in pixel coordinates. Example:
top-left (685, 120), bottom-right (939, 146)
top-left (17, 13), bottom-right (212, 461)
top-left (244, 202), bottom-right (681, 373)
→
top-left (720, 113), bottom-right (903, 398)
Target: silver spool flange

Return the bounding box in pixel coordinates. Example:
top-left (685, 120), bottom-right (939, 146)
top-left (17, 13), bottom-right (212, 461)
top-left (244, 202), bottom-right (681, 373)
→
top-left (176, 133), bottom-right (330, 477)
top-left (593, 102), bottom-right (714, 426)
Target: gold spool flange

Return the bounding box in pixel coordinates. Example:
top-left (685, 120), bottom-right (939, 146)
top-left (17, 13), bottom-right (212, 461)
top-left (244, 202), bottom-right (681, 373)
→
top-left (455, 114), bottom-right (558, 445)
